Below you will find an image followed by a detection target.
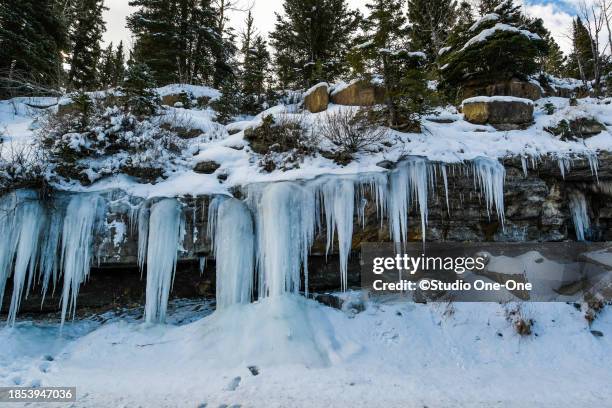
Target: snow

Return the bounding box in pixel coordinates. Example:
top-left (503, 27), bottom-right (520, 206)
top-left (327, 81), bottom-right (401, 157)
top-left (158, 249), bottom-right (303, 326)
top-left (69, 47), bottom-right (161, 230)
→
top-left (155, 84), bottom-right (221, 101)
top-left (462, 95), bottom-right (534, 105)
top-left (461, 23), bottom-right (542, 52)
top-left (468, 13), bottom-right (500, 32)
top-left (0, 297), bottom-right (610, 407)
top-left (303, 82), bottom-right (329, 97)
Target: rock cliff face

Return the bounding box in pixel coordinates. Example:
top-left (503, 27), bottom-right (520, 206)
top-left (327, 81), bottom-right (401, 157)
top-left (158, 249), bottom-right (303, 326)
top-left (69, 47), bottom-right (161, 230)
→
top-left (4, 154), bottom-right (610, 314)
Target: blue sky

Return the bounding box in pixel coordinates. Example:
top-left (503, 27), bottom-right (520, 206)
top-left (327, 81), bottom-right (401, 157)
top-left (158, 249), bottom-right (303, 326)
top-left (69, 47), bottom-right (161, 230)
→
top-left (102, 0), bottom-right (583, 54)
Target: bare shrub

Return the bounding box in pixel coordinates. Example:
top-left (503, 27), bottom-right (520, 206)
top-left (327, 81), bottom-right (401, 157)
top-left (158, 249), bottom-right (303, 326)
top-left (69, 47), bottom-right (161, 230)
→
top-left (318, 108), bottom-right (388, 164)
top-left (505, 303), bottom-right (533, 336)
top-left (0, 141), bottom-right (52, 198)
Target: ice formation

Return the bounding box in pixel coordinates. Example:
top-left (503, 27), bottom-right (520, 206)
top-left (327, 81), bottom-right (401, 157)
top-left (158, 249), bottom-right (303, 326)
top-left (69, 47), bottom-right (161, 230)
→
top-left (208, 197), bottom-right (255, 308)
top-left (248, 182), bottom-right (317, 297)
top-left (59, 194), bottom-right (105, 325)
top-left (0, 156), bottom-right (511, 322)
top-left (141, 198), bottom-right (185, 323)
top-left (568, 191), bottom-right (590, 241)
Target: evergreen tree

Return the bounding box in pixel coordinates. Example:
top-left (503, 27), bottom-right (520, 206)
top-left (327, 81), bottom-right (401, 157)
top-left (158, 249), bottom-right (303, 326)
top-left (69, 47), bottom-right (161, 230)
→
top-left (349, 0), bottom-right (430, 130)
top-left (0, 0), bottom-right (67, 98)
top-left (127, 0), bottom-right (232, 86)
top-left (121, 62), bottom-right (160, 116)
top-left (477, 0), bottom-right (503, 16)
top-left (99, 43), bottom-right (115, 88)
top-left (540, 32), bottom-right (566, 77)
top-left (112, 42), bottom-right (126, 87)
top-left (407, 0), bottom-right (457, 61)
top-left (67, 0), bottom-right (106, 91)
top-left (270, 0), bottom-right (362, 88)
top-left (566, 17), bottom-right (595, 82)
top-left (239, 12), bottom-right (270, 113)
top-left (439, 0), bottom-right (547, 100)
top-left (212, 77), bottom-right (241, 124)
top-left (455, 0), bottom-right (474, 26)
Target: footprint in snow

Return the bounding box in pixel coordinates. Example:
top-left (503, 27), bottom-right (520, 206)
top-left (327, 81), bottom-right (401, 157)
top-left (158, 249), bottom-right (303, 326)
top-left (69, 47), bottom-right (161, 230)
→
top-left (224, 376), bottom-right (241, 391)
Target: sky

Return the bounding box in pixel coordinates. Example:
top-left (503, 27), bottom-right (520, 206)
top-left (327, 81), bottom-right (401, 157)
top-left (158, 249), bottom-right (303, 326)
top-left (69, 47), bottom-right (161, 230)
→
top-left (102, 0), bottom-right (582, 55)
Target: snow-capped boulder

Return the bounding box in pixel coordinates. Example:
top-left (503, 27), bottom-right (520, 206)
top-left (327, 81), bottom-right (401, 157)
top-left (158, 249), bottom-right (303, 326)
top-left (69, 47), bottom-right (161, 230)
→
top-left (330, 79), bottom-right (385, 106)
top-left (462, 96), bottom-right (533, 129)
top-left (303, 82), bottom-right (329, 113)
top-left (460, 78), bottom-right (542, 101)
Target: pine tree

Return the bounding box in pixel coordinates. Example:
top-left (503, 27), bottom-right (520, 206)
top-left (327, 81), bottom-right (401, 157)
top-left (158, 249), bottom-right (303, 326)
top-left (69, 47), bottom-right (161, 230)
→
top-left (99, 43), bottom-right (115, 89)
top-left (127, 0), bottom-right (231, 86)
top-left (540, 32), bottom-right (566, 77)
top-left (407, 0), bottom-right (458, 61)
top-left (112, 42), bottom-right (126, 87)
top-left (566, 17), bottom-right (595, 82)
top-left (212, 77), bottom-right (241, 124)
top-left (0, 0), bottom-right (67, 98)
top-left (477, 0), bottom-right (502, 16)
top-left (270, 0), bottom-right (362, 88)
top-left (121, 62), bottom-right (160, 116)
top-left (349, 0), bottom-right (430, 130)
top-left (67, 0), bottom-right (107, 91)
top-left (439, 0), bottom-right (547, 100)
top-left (239, 12), bottom-right (270, 113)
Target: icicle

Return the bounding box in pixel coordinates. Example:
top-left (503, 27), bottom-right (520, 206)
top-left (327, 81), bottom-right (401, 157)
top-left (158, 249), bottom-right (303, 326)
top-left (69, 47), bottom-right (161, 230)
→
top-left (558, 157), bottom-right (571, 179)
top-left (568, 191), bottom-right (590, 241)
top-left (0, 193), bottom-right (22, 310)
top-left (60, 194), bottom-right (104, 325)
top-left (7, 198), bottom-right (45, 325)
top-left (520, 156), bottom-right (528, 177)
top-left (587, 154), bottom-right (599, 183)
top-left (137, 204), bottom-right (150, 273)
top-left (143, 198), bottom-right (185, 324)
top-left (320, 178), bottom-right (355, 292)
top-left (472, 157), bottom-right (505, 225)
top-left (209, 197), bottom-right (255, 308)
top-left (199, 257), bottom-right (206, 275)
top-left (39, 209), bottom-right (63, 305)
top-left (387, 158), bottom-right (429, 244)
top-left (249, 182), bottom-right (317, 298)
top-left (440, 164), bottom-right (450, 215)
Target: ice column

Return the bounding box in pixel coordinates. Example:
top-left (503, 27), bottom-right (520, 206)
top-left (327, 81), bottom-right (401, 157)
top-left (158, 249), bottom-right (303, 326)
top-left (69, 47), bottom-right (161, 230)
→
top-left (143, 198), bottom-right (185, 323)
top-left (60, 194), bottom-right (104, 325)
top-left (568, 191), bottom-right (590, 241)
top-left (320, 178), bottom-right (355, 292)
top-left (250, 182), bottom-right (317, 297)
top-left (208, 197), bottom-right (255, 308)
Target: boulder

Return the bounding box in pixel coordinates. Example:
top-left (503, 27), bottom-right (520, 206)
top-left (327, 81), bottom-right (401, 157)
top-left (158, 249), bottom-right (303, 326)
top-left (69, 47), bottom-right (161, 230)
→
top-left (460, 78), bottom-right (542, 101)
top-left (330, 80), bottom-right (386, 106)
top-left (193, 160), bottom-right (221, 174)
top-left (544, 118), bottom-right (606, 140)
top-left (303, 83), bottom-right (329, 113)
top-left (462, 96), bottom-right (534, 130)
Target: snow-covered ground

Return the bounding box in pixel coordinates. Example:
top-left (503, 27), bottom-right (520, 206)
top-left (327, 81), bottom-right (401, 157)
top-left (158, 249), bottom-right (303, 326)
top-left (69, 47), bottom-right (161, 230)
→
top-left (0, 296), bottom-right (610, 407)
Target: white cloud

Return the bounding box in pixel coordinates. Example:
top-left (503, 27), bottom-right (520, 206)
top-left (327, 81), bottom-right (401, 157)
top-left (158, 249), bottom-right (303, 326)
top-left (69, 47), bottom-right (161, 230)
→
top-left (524, 3), bottom-right (574, 54)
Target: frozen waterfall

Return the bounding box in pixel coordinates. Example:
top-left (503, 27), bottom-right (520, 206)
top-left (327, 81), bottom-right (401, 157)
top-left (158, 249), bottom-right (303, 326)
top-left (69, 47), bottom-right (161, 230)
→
top-left (208, 197), bottom-right (255, 308)
top-left (568, 191), bottom-right (590, 241)
top-left (141, 198), bottom-right (185, 324)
